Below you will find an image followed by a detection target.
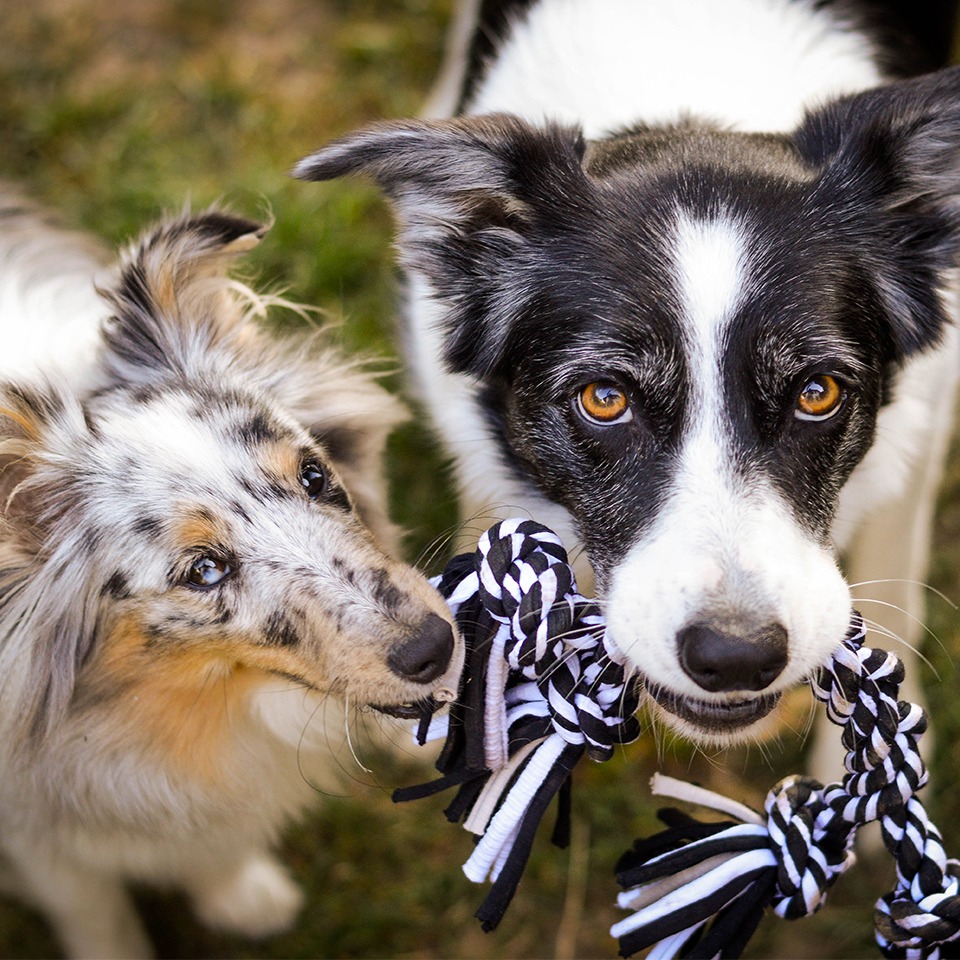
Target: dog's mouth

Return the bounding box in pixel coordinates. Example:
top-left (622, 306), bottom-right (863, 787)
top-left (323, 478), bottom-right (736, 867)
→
top-left (371, 699), bottom-right (431, 720)
top-left (370, 694), bottom-right (450, 722)
top-left (647, 682), bottom-right (781, 733)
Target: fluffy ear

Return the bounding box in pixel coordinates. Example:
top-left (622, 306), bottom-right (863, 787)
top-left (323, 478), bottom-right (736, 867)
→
top-left (795, 64), bottom-right (960, 356)
top-left (100, 210), bottom-right (267, 385)
top-left (294, 115), bottom-right (589, 376)
top-left (0, 381), bottom-right (102, 742)
top-left (0, 382), bottom-right (67, 529)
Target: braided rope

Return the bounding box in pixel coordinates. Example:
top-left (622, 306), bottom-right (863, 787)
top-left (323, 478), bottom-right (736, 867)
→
top-left (399, 519), bottom-right (960, 958)
top-left (616, 623), bottom-right (960, 958)
top-left (395, 518), bottom-right (640, 929)
top-left (472, 518), bottom-right (638, 760)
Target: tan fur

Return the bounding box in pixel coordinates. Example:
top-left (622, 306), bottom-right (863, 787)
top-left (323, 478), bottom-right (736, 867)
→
top-left (0, 199), bottom-right (462, 959)
top-left (174, 509), bottom-right (228, 555)
top-left (88, 614), bottom-right (263, 782)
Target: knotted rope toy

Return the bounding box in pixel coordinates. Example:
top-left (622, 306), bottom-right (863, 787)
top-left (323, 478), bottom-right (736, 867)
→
top-left (398, 518), bottom-right (960, 958)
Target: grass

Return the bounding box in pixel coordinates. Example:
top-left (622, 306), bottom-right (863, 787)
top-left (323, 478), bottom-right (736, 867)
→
top-left (1, 3), bottom-right (959, 958)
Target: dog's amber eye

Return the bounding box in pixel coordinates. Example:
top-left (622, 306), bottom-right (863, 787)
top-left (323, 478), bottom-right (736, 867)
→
top-left (795, 375), bottom-right (844, 421)
top-left (300, 462), bottom-right (327, 500)
top-left (186, 556), bottom-right (233, 589)
top-left (577, 382), bottom-right (632, 424)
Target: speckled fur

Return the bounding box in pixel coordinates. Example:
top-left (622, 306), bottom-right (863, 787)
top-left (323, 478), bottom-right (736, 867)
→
top-left (0, 196), bottom-right (461, 959)
top-left (296, 0), bottom-right (960, 759)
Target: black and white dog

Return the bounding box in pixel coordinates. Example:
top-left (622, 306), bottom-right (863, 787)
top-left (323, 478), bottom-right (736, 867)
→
top-left (296, 0), bottom-right (960, 755)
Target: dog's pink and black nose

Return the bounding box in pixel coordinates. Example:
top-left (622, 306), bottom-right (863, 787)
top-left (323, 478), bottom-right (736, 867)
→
top-left (388, 613), bottom-right (455, 684)
top-left (677, 622), bottom-right (788, 693)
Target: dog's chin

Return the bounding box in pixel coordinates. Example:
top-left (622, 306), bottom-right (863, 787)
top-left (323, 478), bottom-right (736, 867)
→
top-left (647, 683), bottom-right (783, 745)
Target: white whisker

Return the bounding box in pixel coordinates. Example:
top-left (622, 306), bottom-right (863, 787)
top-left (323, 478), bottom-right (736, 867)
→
top-left (343, 695), bottom-right (374, 775)
top-left (849, 578), bottom-right (957, 610)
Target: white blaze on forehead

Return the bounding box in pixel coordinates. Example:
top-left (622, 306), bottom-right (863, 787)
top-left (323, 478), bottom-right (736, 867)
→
top-left (601, 211), bottom-right (852, 708)
top-left (672, 213), bottom-right (748, 405)
top-left (671, 213), bottom-right (750, 499)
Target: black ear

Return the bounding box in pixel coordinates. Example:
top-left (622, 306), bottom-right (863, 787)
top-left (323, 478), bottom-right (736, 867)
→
top-left (294, 115), bottom-right (588, 376)
top-left (101, 210), bottom-right (267, 385)
top-left (795, 65), bottom-right (960, 356)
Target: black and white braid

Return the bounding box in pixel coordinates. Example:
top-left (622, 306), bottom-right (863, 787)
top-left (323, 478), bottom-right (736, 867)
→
top-left (396, 517), bottom-right (640, 929)
top-left (399, 519), bottom-right (960, 958)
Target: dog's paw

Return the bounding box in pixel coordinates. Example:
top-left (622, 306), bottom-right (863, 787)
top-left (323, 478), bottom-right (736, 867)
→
top-left (191, 855), bottom-right (304, 939)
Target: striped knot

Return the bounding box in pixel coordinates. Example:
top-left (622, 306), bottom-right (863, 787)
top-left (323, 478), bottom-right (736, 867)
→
top-left (475, 518), bottom-right (640, 764)
top-left (875, 807), bottom-right (960, 959)
top-left (395, 517), bottom-right (643, 933)
top-left (766, 776), bottom-right (854, 920)
top-left (811, 631), bottom-right (928, 827)
top-left (612, 772), bottom-right (857, 957)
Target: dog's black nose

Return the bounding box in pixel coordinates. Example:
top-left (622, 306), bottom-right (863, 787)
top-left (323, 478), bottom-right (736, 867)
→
top-left (677, 622), bottom-right (788, 693)
top-left (388, 613), bottom-right (455, 684)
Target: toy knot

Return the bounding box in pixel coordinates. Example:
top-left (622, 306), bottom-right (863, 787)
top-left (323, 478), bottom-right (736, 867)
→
top-left (477, 519), bottom-right (573, 660)
top-left (613, 773), bottom-right (857, 957)
top-left (871, 800), bottom-right (960, 958)
top-left (395, 517), bottom-right (643, 933)
top-left (876, 881), bottom-right (960, 959)
top-left (475, 518), bottom-right (640, 763)
top-left (766, 775), bottom-right (854, 920)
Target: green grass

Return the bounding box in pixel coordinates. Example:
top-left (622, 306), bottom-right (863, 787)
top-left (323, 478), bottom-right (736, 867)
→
top-left (1, 3), bottom-right (960, 958)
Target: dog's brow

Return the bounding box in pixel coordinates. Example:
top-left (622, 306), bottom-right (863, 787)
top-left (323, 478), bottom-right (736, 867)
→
top-left (672, 213), bottom-right (748, 348)
top-left (540, 343), bottom-right (679, 397)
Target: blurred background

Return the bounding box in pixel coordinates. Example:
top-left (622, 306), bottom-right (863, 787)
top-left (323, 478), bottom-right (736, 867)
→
top-left (2, 1), bottom-right (960, 957)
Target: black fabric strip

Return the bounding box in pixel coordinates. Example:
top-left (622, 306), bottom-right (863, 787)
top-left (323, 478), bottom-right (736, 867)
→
top-left (617, 832), bottom-right (770, 888)
top-left (475, 743), bottom-right (584, 931)
top-left (685, 873), bottom-right (776, 959)
top-left (617, 866), bottom-right (771, 957)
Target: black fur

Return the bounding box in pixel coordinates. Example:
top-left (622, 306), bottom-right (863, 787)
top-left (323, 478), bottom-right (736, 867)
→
top-left (263, 611), bottom-right (300, 647)
top-left (296, 62), bottom-right (960, 578)
top-left (102, 572), bottom-right (131, 601)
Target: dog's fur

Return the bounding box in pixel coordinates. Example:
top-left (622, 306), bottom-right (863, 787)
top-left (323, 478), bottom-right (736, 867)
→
top-left (0, 196), bottom-right (462, 959)
top-left (295, 0), bottom-right (960, 755)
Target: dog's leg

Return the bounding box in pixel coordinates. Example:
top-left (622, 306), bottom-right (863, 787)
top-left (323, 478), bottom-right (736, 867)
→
top-left (5, 843), bottom-right (151, 960)
top-left (186, 852), bottom-right (304, 939)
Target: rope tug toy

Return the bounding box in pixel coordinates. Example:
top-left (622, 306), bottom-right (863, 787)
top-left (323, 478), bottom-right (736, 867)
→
top-left (398, 518), bottom-right (960, 958)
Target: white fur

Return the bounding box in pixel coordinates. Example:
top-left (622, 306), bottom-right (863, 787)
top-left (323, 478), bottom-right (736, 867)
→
top-left (408, 0), bottom-right (960, 757)
top-left (465, 0), bottom-right (883, 135)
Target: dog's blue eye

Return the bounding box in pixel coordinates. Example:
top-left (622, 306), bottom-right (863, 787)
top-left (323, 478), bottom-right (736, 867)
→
top-left (186, 556), bottom-right (233, 589)
top-left (300, 462), bottom-right (327, 500)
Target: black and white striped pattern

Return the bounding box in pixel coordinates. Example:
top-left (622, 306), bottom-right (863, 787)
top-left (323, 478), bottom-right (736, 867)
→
top-left (615, 619), bottom-right (960, 959)
top-left (473, 518), bottom-right (638, 762)
top-left (406, 520), bottom-right (960, 957)
top-left (399, 517), bottom-right (640, 930)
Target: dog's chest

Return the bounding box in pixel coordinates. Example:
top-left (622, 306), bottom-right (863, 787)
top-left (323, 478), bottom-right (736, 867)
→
top-left (465, 0), bottom-right (883, 134)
